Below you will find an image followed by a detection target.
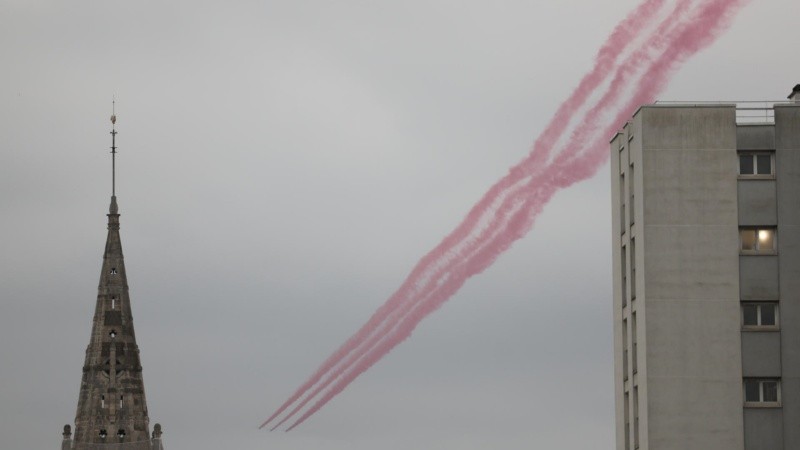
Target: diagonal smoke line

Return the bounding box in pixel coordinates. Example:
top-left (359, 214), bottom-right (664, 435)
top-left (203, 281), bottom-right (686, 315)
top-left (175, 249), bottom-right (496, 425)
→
top-left (284, 0), bottom-right (736, 430)
top-left (270, 0), bottom-right (685, 429)
top-left (268, 0), bottom-right (751, 431)
top-left (283, 0), bottom-right (746, 423)
top-left (260, 0), bottom-right (669, 429)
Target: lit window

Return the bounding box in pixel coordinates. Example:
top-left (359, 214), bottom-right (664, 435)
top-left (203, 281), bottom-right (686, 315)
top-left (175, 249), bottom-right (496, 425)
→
top-left (740, 228), bottom-right (776, 254)
top-left (744, 379), bottom-right (781, 406)
top-left (742, 302), bottom-right (779, 329)
top-left (739, 152), bottom-right (774, 176)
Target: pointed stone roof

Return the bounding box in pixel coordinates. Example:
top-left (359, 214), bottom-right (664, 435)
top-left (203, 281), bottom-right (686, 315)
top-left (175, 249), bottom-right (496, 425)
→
top-left (65, 112), bottom-right (163, 449)
top-left (70, 196), bottom-right (154, 447)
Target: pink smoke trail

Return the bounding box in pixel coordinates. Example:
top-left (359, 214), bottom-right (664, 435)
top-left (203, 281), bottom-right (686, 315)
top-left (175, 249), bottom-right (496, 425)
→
top-left (269, 0), bottom-right (691, 430)
top-left (281, 0), bottom-right (751, 431)
top-left (260, 0), bottom-right (668, 430)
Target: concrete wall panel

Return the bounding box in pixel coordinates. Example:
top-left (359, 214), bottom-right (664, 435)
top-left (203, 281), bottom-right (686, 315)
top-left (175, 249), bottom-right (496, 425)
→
top-left (741, 332), bottom-right (781, 377)
top-left (643, 225), bottom-right (739, 301)
top-left (782, 377), bottom-right (800, 447)
top-left (776, 152), bottom-right (800, 226)
top-left (743, 408), bottom-right (783, 450)
top-left (737, 125), bottom-right (775, 150)
top-left (774, 105), bottom-right (800, 150)
top-left (645, 299), bottom-right (741, 377)
top-left (642, 149), bottom-right (738, 226)
top-left (776, 225), bottom-right (800, 365)
top-left (647, 377), bottom-right (744, 450)
top-left (609, 132), bottom-right (627, 450)
top-left (645, 298), bottom-right (743, 450)
top-left (776, 104), bottom-right (800, 450)
top-left (641, 106), bottom-right (736, 150)
top-left (737, 180), bottom-right (777, 226)
top-left (739, 256), bottom-right (779, 300)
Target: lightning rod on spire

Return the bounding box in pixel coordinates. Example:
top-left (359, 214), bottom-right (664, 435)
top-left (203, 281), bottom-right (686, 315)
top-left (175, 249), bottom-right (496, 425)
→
top-left (110, 98), bottom-right (117, 198)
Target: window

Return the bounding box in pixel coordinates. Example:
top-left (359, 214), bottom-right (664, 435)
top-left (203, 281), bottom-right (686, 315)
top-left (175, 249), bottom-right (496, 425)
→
top-left (110, 268), bottom-right (118, 275)
top-left (739, 152), bottom-right (774, 177)
top-left (99, 429), bottom-right (108, 439)
top-left (742, 302), bottom-right (779, 329)
top-left (624, 392), bottom-right (630, 450)
top-left (631, 312), bottom-right (638, 374)
top-left (629, 164), bottom-right (635, 226)
top-left (633, 386), bottom-right (639, 449)
top-left (630, 239), bottom-right (636, 299)
top-left (103, 358), bottom-right (123, 377)
top-left (620, 173), bottom-right (626, 234)
top-left (740, 228), bottom-right (777, 254)
top-left (623, 319), bottom-right (629, 381)
top-left (101, 395), bottom-right (105, 408)
top-left (619, 146), bottom-right (625, 172)
top-left (744, 379), bottom-right (781, 406)
top-left (111, 297), bottom-right (116, 310)
top-left (621, 246), bottom-right (627, 307)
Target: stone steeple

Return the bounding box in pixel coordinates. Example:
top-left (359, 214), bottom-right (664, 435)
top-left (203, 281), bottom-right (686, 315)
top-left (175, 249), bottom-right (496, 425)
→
top-left (64, 109), bottom-right (163, 449)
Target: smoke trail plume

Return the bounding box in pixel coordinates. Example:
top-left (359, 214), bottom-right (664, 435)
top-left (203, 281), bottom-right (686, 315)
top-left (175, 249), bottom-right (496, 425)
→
top-left (265, 0), bottom-right (751, 431)
top-left (259, 0), bottom-right (668, 430)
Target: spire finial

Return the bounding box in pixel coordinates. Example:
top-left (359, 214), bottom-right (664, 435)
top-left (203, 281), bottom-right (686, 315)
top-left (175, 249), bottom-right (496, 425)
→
top-left (109, 98), bottom-right (119, 215)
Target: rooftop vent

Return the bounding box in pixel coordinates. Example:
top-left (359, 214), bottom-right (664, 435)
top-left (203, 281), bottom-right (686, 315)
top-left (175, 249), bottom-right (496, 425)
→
top-left (788, 84), bottom-right (800, 102)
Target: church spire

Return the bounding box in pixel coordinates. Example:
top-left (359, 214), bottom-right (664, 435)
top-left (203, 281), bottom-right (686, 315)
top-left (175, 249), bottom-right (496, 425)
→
top-left (65, 108), bottom-right (163, 449)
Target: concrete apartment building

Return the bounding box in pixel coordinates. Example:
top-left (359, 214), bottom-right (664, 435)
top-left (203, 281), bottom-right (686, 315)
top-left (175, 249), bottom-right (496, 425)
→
top-left (610, 86), bottom-right (800, 450)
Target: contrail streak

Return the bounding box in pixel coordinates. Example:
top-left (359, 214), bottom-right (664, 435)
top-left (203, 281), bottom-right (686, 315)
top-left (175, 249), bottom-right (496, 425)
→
top-left (265, 0), bottom-right (751, 431)
top-left (259, 0), bottom-right (668, 430)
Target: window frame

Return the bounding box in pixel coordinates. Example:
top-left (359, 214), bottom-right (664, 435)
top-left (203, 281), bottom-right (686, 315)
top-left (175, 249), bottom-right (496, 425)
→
top-left (629, 163), bottom-right (635, 226)
top-left (620, 173), bottom-right (626, 235)
top-left (738, 151), bottom-right (775, 179)
top-left (739, 227), bottom-right (777, 255)
top-left (621, 245), bottom-right (627, 307)
top-left (741, 302), bottom-right (780, 330)
top-left (743, 378), bottom-right (781, 407)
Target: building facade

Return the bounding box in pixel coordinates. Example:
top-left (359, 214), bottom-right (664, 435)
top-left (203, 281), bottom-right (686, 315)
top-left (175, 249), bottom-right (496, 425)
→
top-left (610, 87), bottom-right (800, 450)
top-left (62, 115), bottom-right (163, 450)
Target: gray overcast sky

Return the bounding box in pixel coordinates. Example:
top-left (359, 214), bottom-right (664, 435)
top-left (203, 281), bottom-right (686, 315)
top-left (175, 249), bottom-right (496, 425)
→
top-left (1, 0), bottom-right (798, 449)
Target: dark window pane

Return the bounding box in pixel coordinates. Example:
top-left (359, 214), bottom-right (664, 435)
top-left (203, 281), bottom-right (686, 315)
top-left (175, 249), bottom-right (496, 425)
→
top-left (743, 305), bottom-right (759, 326)
top-left (741, 230), bottom-right (757, 251)
top-left (760, 304), bottom-right (776, 326)
top-left (763, 381), bottom-right (778, 402)
top-left (756, 155), bottom-right (772, 175)
top-left (740, 155), bottom-right (754, 174)
top-left (745, 380), bottom-right (761, 402)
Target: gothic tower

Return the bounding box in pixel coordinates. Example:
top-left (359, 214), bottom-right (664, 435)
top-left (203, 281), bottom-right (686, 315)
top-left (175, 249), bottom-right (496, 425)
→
top-left (63, 109), bottom-right (163, 449)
